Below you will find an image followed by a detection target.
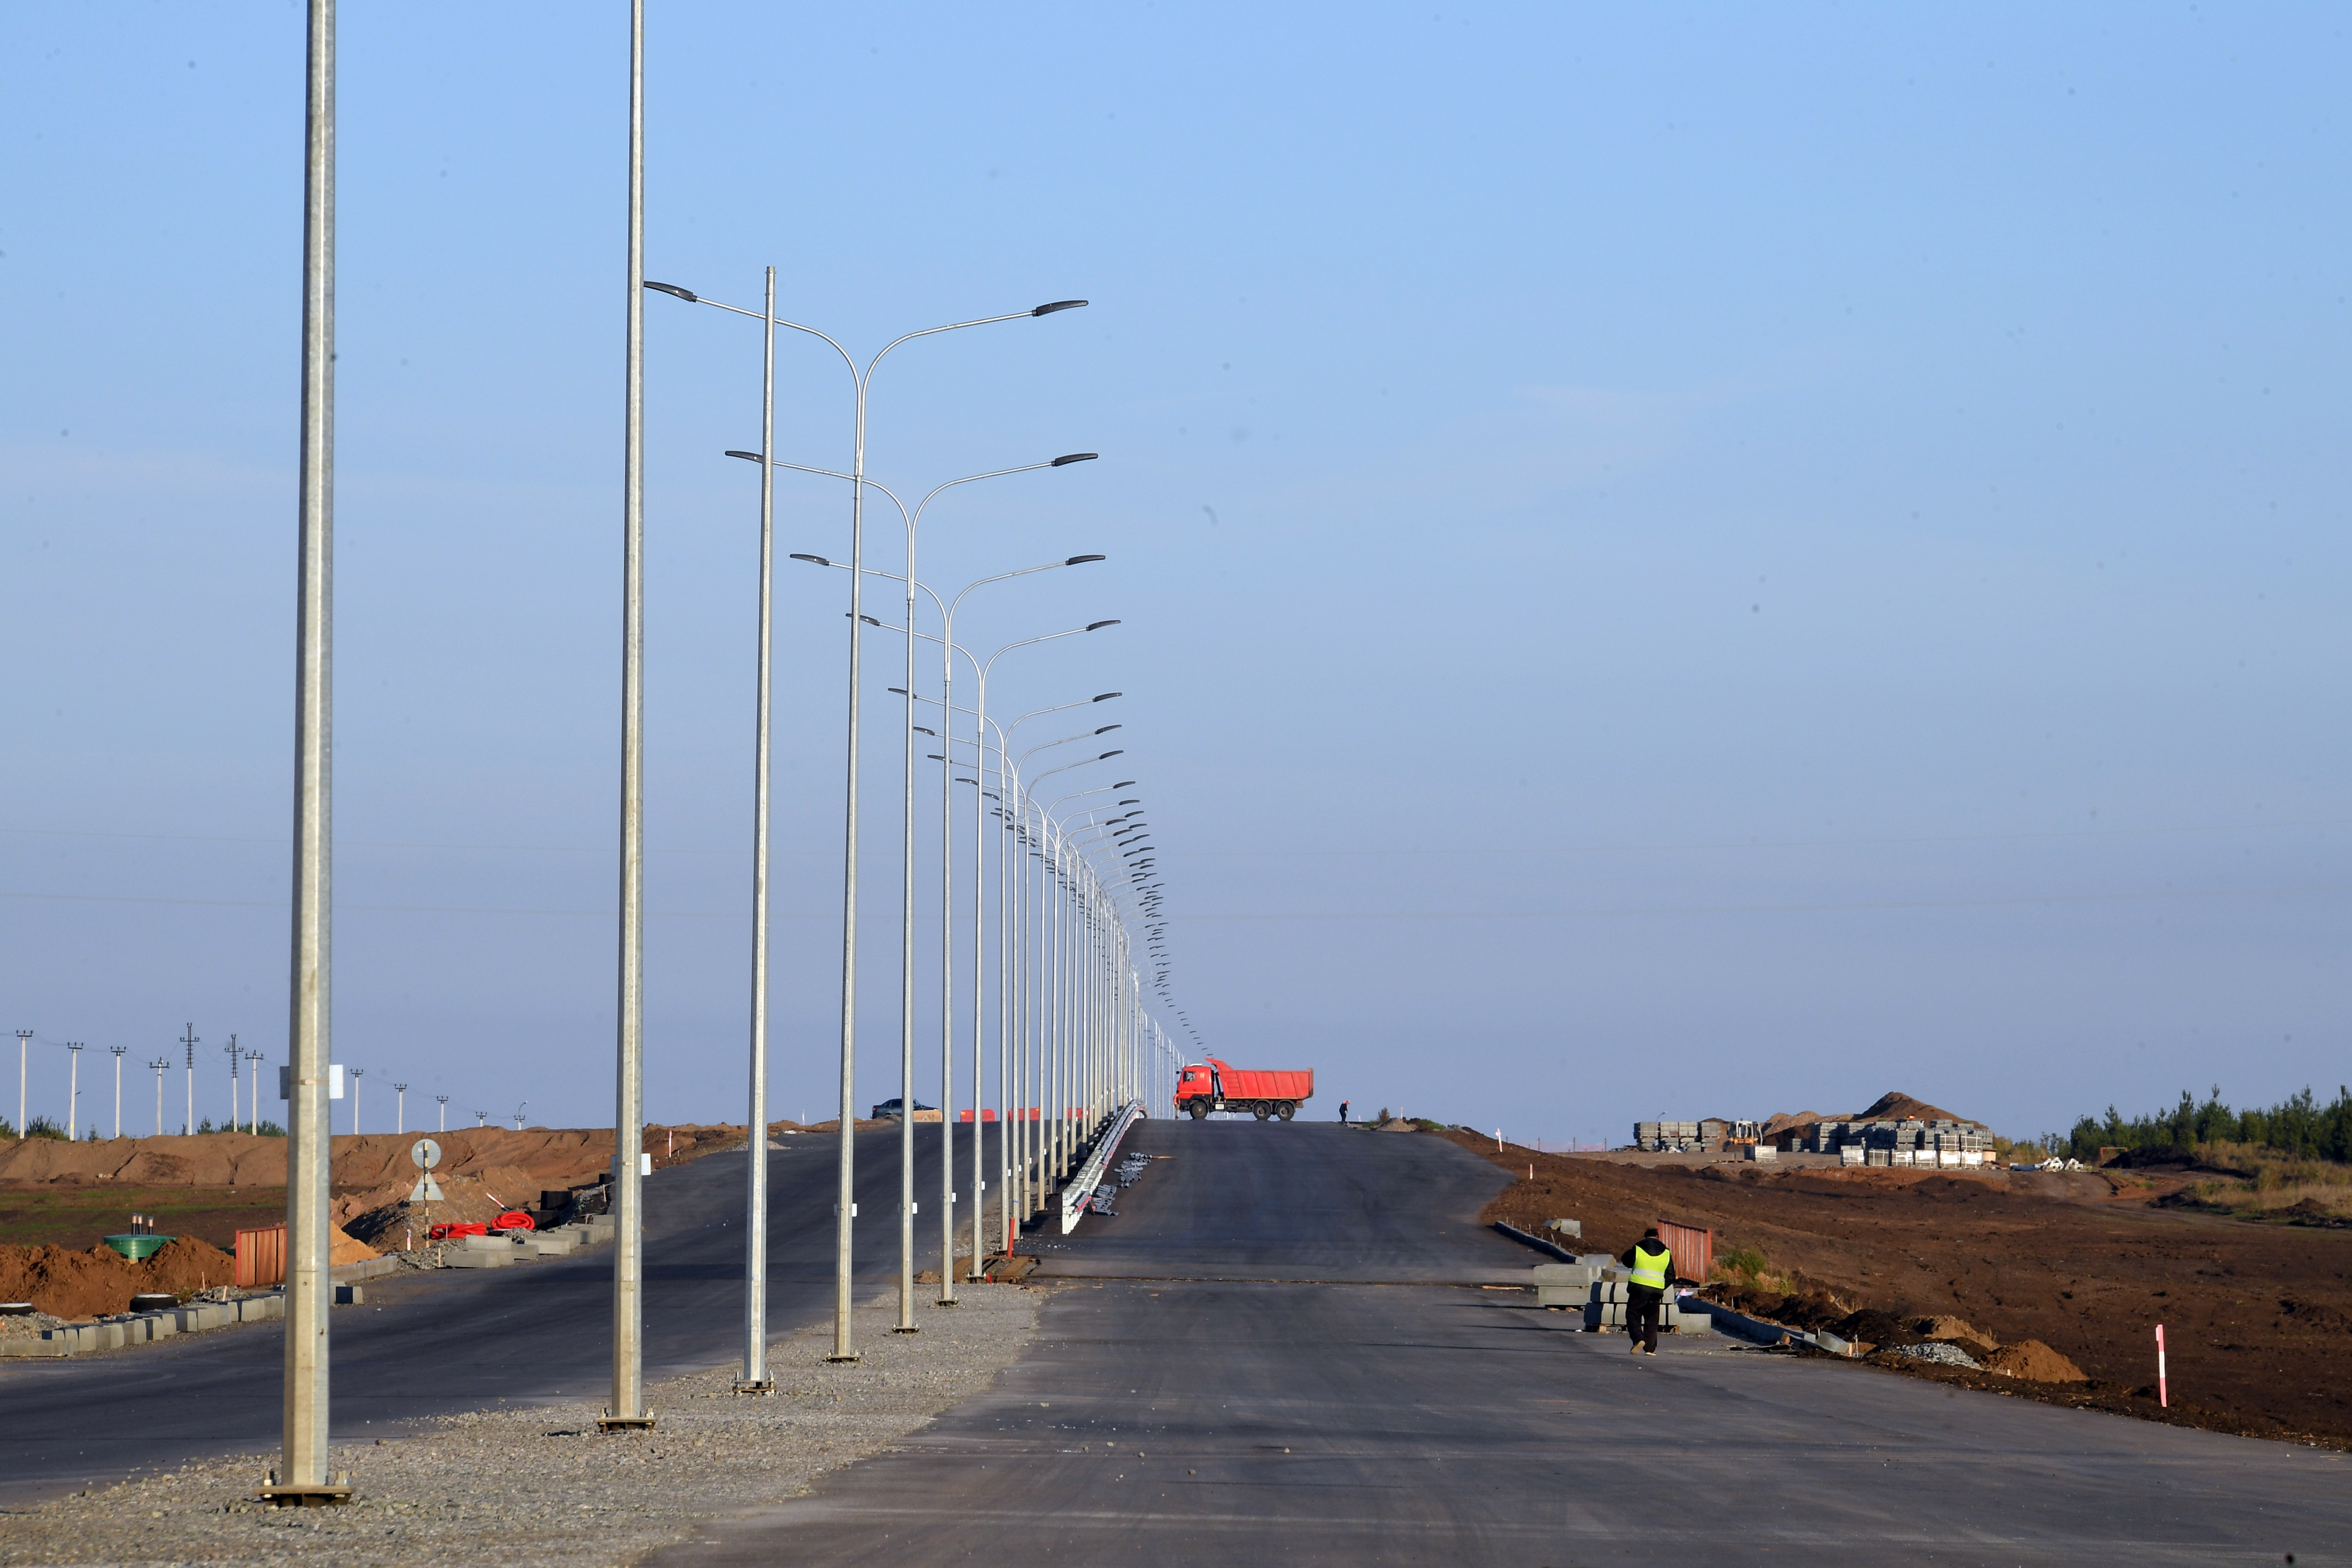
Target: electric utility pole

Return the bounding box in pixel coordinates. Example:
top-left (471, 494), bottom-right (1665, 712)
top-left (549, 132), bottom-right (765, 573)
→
top-left (181, 1024), bottom-right (199, 1135)
top-left (394, 1083), bottom-right (407, 1135)
top-left (110, 1045), bottom-right (127, 1138)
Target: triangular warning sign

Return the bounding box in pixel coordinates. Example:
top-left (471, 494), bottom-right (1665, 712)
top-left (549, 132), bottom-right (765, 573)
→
top-left (408, 1174), bottom-right (444, 1203)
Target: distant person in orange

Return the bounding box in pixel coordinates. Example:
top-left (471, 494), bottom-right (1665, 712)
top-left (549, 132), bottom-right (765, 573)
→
top-left (1621, 1227), bottom-right (1674, 1355)
top-left (1339, 1100), bottom-right (1350, 1124)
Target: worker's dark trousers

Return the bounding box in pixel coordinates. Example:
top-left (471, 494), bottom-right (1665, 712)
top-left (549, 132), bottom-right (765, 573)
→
top-left (1626, 1285), bottom-right (1663, 1352)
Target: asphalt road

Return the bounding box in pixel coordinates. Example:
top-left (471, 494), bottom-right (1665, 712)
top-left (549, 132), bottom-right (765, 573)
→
top-left (0, 1123), bottom-right (999, 1503)
top-left (655, 1119), bottom-right (2352, 1567)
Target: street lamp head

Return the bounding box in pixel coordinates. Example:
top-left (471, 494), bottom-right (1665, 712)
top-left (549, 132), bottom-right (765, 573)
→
top-left (1051, 452), bottom-right (1099, 467)
top-left (1086, 620), bottom-right (1120, 632)
top-left (1114, 780), bottom-right (1138, 789)
top-left (1032, 299), bottom-right (1089, 316)
top-left (790, 553), bottom-right (833, 566)
top-left (1093, 691), bottom-right (1121, 701)
top-left (1066, 555), bottom-right (1107, 566)
top-left (643, 280), bottom-right (700, 303)
top-left (1097, 750), bottom-right (1124, 760)
top-left (1119, 798), bottom-right (1141, 805)
top-left (1094, 724), bottom-right (1122, 735)
top-left (860, 614), bottom-right (885, 627)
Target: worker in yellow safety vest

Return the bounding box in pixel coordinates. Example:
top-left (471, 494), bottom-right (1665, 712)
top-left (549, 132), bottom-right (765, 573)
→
top-left (1619, 1226), bottom-right (1674, 1356)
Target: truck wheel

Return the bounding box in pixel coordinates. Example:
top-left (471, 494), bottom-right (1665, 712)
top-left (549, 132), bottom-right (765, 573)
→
top-left (1253, 1105), bottom-right (1271, 1121)
top-left (1278, 1102), bottom-right (1296, 1121)
top-left (1186, 1100), bottom-right (1208, 1120)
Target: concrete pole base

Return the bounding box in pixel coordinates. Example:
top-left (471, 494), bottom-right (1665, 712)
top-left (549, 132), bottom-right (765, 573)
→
top-left (596, 1412), bottom-right (657, 1432)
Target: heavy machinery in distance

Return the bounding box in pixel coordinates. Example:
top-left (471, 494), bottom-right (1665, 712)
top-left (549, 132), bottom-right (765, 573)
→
top-left (1173, 1057), bottom-right (1315, 1122)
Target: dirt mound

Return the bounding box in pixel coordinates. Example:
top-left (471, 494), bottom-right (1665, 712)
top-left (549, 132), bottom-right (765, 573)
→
top-left (2279, 1298), bottom-right (2352, 1333)
top-left (337, 1161), bottom-right (572, 1247)
top-left (1983, 1339), bottom-right (2088, 1383)
top-left (1855, 1090), bottom-right (1976, 1126)
top-left (1915, 1314), bottom-right (1998, 1347)
top-left (1375, 1118), bottom-right (1419, 1132)
top-left (0, 1236), bottom-right (238, 1319)
top-left (1761, 1110), bottom-right (1827, 1138)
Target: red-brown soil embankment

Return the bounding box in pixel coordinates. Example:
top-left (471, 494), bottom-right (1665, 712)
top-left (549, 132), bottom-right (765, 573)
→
top-left (1443, 1128), bottom-right (2352, 1448)
top-left (0, 1236), bottom-right (240, 1319)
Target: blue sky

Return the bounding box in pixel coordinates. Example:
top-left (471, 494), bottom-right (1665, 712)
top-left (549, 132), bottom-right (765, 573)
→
top-left (3, 3), bottom-right (2346, 1145)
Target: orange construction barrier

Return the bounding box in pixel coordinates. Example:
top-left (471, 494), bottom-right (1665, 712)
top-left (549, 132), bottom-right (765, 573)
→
top-left (235, 1225), bottom-right (287, 1288)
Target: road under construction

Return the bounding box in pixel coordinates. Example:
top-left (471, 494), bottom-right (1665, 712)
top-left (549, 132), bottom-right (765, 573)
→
top-left (4, 1119), bottom-right (2346, 1563)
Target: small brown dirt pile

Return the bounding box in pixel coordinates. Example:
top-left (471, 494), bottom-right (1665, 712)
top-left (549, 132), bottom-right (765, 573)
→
top-left (0, 1236), bottom-right (238, 1318)
top-left (1982, 1339), bottom-right (2088, 1383)
top-left (1914, 1314), bottom-right (2001, 1358)
top-left (1376, 1118), bottom-right (1418, 1132)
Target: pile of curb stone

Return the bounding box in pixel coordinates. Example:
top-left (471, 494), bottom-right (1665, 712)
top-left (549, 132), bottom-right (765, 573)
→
top-left (1528, 1259), bottom-right (1706, 1334)
top-left (441, 1215), bottom-right (609, 1269)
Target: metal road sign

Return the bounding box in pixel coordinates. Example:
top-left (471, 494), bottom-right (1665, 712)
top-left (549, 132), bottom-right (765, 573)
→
top-left (407, 1174), bottom-right (444, 1203)
top-left (410, 1137), bottom-right (441, 1171)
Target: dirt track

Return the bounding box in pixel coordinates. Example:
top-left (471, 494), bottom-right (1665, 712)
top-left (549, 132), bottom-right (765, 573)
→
top-left (1448, 1130), bottom-right (2352, 1447)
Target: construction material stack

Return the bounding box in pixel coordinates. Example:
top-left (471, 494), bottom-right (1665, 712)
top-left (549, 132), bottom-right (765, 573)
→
top-left (1528, 1260), bottom-right (1705, 1335)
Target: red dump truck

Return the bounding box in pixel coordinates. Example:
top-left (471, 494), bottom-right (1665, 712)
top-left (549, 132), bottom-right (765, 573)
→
top-left (1173, 1057), bottom-right (1315, 1122)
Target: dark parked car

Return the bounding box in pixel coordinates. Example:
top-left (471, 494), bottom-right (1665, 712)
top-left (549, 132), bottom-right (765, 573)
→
top-left (869, 1097), bottom-right (938, 1120)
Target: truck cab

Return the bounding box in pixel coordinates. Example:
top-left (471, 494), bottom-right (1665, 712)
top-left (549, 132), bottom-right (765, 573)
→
top-left (1174, 1062), bottom-right (1222, 1108)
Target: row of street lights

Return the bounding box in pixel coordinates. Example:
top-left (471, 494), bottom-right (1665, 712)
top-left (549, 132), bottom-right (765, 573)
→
top-left (254, 0), bottom-right (1201, 1486)
top-left (639, 272), bottom-right (1190, 1390)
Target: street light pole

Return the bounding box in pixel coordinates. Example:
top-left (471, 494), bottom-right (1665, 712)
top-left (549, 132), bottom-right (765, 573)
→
top-left (111, 1045), bottom-right (126, 1139)
top-left (739, 264), bottom-right (779, 1394)
top-left (273, 0), bottom-right (339, 1503)
top-left (607, 0), bottom-right (652, 1434)
top-left (67, 1043), bottom-right (82, 1141)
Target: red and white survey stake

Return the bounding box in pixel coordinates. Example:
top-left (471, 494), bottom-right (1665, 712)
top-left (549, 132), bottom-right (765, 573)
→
top-left (2156, 1323), bottom-right (2168, 1408)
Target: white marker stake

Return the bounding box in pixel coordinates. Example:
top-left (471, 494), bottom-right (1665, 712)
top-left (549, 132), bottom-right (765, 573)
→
top-left (2156, 1323), bottom-right (2167, 1408)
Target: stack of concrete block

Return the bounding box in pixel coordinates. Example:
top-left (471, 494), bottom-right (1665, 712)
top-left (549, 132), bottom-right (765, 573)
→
top-left (447, 1232), bottom-right (518, 1268)
top-left (1582, 1280), bottom-right (1704, 1334)
top-left (1530, 1263), bottom-right (1599, 1308)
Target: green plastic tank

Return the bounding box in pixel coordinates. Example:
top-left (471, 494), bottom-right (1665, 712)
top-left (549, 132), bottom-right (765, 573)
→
top-left (103, 1234), bottom-right (171, 1260)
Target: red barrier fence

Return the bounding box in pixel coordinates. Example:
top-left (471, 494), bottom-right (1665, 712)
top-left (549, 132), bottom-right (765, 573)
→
top-left (235, 1225), bottom-right (286, 1288)
top-left (1658, 1220), bottom-right (1712, 1286)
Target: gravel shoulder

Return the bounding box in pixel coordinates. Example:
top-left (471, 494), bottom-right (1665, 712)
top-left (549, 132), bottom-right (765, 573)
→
top-left (0, 1284), bottom-right (1038, 1568)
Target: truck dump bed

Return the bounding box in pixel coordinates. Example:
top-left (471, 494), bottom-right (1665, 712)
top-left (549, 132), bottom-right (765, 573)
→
top-left (1215, 1066), bottom-right (1314, 1101)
